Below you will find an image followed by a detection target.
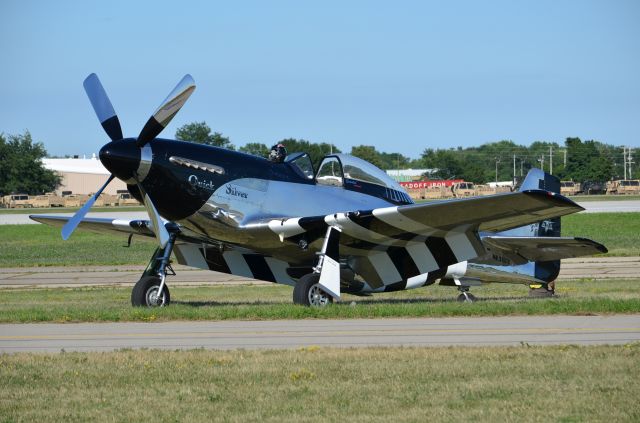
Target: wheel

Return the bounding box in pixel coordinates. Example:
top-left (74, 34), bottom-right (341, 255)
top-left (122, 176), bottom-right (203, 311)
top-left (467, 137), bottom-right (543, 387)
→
top-left (528, 287), bottom-right (555, 298)
top-left (456, 292), bottom-right (476, 303)
top-left (293, 273), bottom-right (333, 307)
top-left (131, 276), bottom-right (170, 307)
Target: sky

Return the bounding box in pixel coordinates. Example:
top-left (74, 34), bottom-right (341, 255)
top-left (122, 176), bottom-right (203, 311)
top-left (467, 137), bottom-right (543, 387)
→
top-left (1, 0), bottom-right (639, 159)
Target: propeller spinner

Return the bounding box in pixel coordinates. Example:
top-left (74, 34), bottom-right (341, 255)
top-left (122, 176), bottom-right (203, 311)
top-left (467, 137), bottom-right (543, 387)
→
top-left (61, 74), bottom-right (196, 247)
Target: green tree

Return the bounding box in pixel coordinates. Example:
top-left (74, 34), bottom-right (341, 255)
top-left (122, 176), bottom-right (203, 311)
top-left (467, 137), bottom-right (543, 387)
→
top-left (239, 142), bottom-right (270, 158)
top-left (175, 121), bottom-right (234, 149)
top-left (562, 137), bottom-right (613, 182)
top-left (277, 139), bottom-right (340, 169)
top-left (379, 152), bottom-right (410, 170)
top-left (420, 148), bottom-right (463, 179)
top-left (350, 145), bottom-right (383, 169)
top-left (0, 131), bottom-right (60, 195)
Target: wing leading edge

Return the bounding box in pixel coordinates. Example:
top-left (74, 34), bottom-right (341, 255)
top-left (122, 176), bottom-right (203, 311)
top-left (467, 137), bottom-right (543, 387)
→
top-left (29, 215), bottom-right (155, 238)
top-left (263, 189), bottom-right (586, 290)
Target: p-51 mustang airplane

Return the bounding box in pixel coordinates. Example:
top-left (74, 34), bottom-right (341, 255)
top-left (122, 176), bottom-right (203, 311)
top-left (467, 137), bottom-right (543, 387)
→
top-left (31, 74), bottom-right (607, 307)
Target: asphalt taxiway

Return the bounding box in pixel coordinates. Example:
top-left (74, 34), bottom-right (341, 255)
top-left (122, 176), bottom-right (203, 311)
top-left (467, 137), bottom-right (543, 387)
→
top-left (1, 315), bottom-right (638, 353)
top-left (1, 256), bottom-right (637, 289)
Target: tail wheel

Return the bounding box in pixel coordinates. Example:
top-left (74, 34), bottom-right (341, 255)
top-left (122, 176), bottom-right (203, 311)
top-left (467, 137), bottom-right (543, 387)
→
top-left (131, 276), bottom-right (170, 307)
top-left (293, 273), bottom-right (333, 307)
top-left (457, 292), bottom-right (476, 303)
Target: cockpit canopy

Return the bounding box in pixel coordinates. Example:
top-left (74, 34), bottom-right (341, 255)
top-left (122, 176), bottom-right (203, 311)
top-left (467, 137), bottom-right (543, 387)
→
top-left (314, 154), bottom-right (413, 205)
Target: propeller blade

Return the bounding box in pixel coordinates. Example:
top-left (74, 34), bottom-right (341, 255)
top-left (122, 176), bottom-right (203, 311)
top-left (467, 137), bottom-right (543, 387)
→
top-left (61, 174), bottom-right (115, 240)
top-left (137, 74), bottom-right (196, 147)
top-left (136, 183), bottom-right (170, 249)
top-left (83, 74), bottom-right (123, 141)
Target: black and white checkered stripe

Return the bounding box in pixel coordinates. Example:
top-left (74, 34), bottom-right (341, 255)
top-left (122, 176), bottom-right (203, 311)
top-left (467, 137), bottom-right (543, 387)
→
top-left (173, 243), bottom-right (297, 286)
top-left (268, 205), bottom-right (484, 291)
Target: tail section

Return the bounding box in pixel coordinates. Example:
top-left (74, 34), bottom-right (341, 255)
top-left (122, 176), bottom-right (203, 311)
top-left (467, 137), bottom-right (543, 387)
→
top-left (518, 168), bottom-right (562, 282)
top-left (471, 168), bottom-right (605, 292)
top-left (484, 168), bottom-right (561, 284)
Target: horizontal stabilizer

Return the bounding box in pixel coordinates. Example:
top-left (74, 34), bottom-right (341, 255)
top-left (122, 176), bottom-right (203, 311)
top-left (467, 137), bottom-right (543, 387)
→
top-left (481, 236), bottom-right (608, 265)
top-left (465, 263), bottom-right (548, 286)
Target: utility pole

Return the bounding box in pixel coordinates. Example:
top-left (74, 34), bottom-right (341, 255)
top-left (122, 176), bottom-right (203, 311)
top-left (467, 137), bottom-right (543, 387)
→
top-left (629, 147), bottom-right (635, 179)
top-left (520, 159), bottom-right (523, 177)
top-left (549, 146), bottom-right (553, 175)
top-left (513, 154), bottom-right (516, 184)
top-left (563, 149), bottom-right (567, 167)
top-left (538, 154), bottom-right (544, 172)
top-left (495, 157), bottom-right (501, 183)
top-left (624, 147), bottom-right (627, 180)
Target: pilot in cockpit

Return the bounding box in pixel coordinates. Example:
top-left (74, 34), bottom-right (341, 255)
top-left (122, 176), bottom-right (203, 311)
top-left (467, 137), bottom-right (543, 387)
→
top-left (268, 143), bottom-right (287, 163)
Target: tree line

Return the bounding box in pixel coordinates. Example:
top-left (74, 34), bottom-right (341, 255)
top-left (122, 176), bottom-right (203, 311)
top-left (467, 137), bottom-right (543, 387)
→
top-left (176, 121), bottom-right (635, 183)
top-left (1, 122), bottom-right (636, 195)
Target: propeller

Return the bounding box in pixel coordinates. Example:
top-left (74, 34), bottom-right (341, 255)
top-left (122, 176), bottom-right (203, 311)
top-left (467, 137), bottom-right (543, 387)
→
top-left (62, 73), bottom-right (195, 247)
top-left (132, 176), bottom-right (170, 248)
top-left (137, 74), bottom-right (195, 147)
top-left (61, 175), bottom-right (114, 240)
top-left (83, 73), bottom-right (123, 142)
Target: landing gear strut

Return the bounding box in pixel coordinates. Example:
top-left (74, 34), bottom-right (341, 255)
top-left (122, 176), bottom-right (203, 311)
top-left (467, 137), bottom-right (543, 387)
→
top-left (131, 232), bottom-right (177, 307)
top-left (292, 226), bottom-right (341, 307)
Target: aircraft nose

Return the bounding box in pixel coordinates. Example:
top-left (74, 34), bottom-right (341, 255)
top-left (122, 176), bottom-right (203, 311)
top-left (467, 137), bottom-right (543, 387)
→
top-left (99, 139), bottom-right (140, 181)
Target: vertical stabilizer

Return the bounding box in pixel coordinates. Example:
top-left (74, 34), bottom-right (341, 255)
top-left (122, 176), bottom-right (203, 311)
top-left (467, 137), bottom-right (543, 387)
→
top-left (505, 168), bottom-right (561, 282)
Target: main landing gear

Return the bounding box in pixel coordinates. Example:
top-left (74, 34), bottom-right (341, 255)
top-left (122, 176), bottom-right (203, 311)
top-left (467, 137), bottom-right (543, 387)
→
top-left (293, 273), bottom-right (333, 307)
top-left (293, 226), bottom-right (341, 307)
top-left (131, 232), bottom-right (177, 307)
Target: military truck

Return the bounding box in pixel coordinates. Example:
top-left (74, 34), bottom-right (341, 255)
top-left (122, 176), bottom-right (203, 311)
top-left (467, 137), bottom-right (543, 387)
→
top-left (581, 181), bottom-right (606, 195)
top-left (452, 182), bottom-right (476, 198)
top-left (116, 190), bottom-right (140, 206)
top-left (606, 179), bottom-right (640, 195)
top-left (1, 194), bottom-right (30, 208)
top-left (472, 184), bottom-right (511, 197)
top-left (28, 195), bottom-right (50, 208)
top-left (560, 181), bottom-right (582, 196)
top-left (46, 192), bottom-right (65, 207)
top-left (61, 192), bottom-right (82, 208)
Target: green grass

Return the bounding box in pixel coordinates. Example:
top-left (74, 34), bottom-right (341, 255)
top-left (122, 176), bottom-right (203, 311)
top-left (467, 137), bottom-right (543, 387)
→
top-left (0, 206), bottom-right (146, 214)
top-left (0, 225), bottom-right (157, 267)
top-left (568, 194), bottom-right (640, 201)
top-left (562, 212), bottom-right (640, 256)
top-left (1, 345), bottom-right (639, 422)
top-left (0, 212), bottom-right (637, 268)
top-left (0, 279), bottom-right (638, 323)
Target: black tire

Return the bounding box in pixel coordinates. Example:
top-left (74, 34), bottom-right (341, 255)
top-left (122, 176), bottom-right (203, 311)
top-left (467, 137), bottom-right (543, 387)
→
top-left (131, 276), bottom-right (170, 307)
top-left (528, 287), bottom-right (555, 298)
top-left (293, 273), bottom-right (333, 307)
top-left (456, 292), bottom-right (476, 303)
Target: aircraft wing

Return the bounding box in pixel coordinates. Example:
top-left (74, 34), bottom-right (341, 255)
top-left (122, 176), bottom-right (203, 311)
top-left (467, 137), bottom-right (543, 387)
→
top-left (29, 215), bottom-right (156, 238)
top-left (481, 236), bottom-right (608, 265)
top-left (30, 214), bottom-right (301, 287)
top-left (376, 189), bottom-right (582, 234)
top-left (265, 189), bottom-right (584, 289)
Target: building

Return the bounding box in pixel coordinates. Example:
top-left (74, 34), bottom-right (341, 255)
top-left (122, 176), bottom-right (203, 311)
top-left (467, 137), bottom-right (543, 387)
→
top-left (42, 156), bottom-right (128, 195)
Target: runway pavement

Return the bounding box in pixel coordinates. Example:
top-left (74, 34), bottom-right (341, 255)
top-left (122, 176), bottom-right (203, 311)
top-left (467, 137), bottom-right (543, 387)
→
top-left (579, 200), bottom-right (640, 213)
top-left (1, 315), bottom-right (638, 352)
top-left (1, 256), bottom-right (636, 289)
